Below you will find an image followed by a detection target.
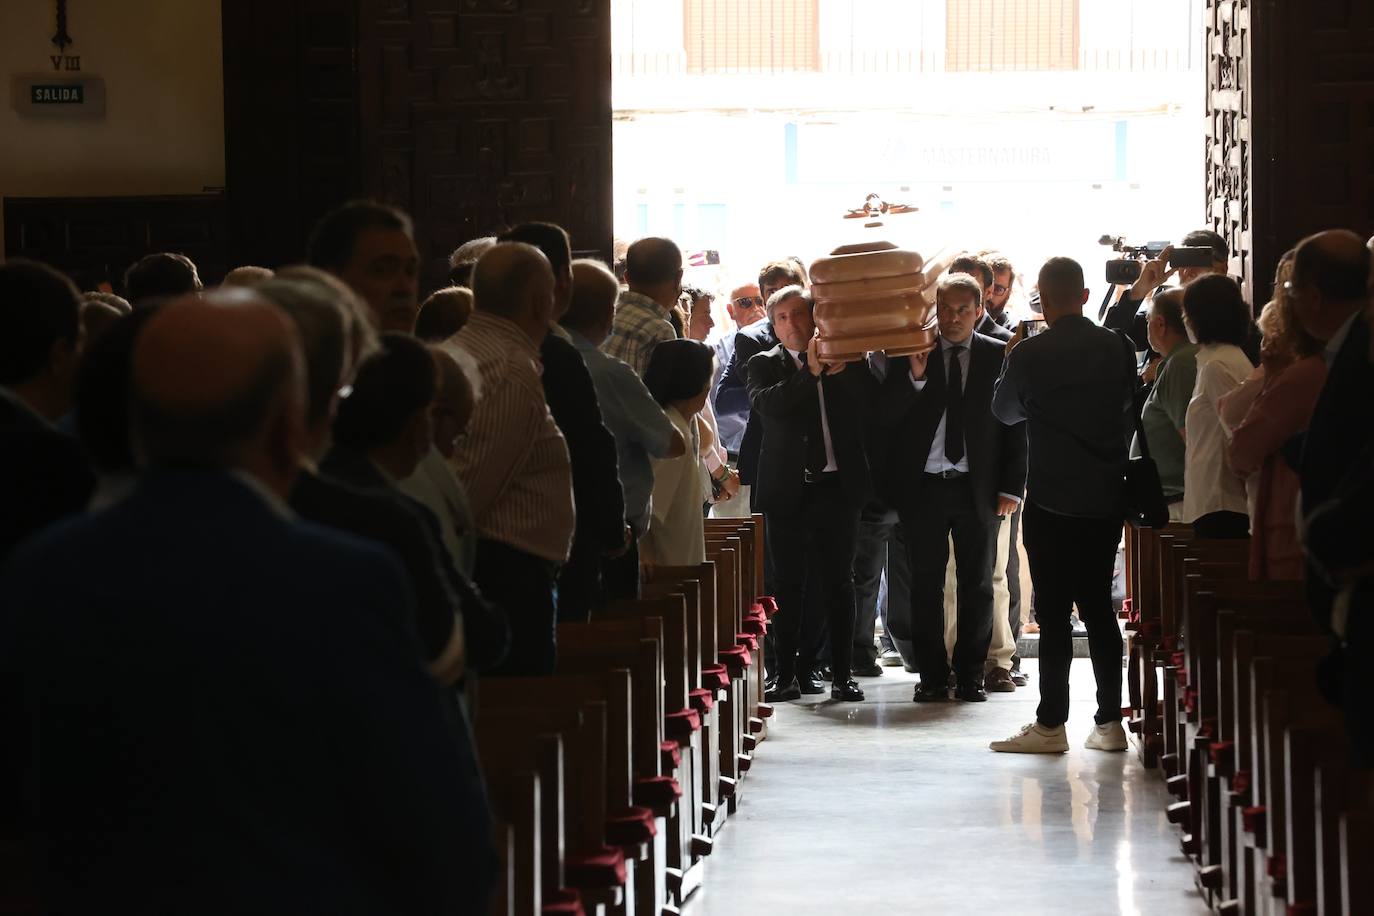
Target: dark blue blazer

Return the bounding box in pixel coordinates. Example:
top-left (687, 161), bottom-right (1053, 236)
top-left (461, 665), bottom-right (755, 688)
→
top-left (0, 470), bottom-right (496, 914)
top-left (715, 317), bottom-right (779, 484)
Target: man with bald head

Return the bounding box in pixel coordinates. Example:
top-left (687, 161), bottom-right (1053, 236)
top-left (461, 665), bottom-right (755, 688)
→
top-left (604, 236), bottom-right (683, 377)
top-left (451, 241), bottom-right (575, 675)
top-left (0, 291), bottom-right (496, 912)
top-left (1289, 229), bottom-right (1374, 636)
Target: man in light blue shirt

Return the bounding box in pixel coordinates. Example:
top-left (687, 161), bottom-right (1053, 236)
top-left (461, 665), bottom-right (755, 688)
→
top-left (564, 259), bottom-right (685, 598)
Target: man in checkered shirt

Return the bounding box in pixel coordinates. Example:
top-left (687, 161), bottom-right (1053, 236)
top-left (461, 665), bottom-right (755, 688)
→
top-left (603, 237), bottom-right (682, 377)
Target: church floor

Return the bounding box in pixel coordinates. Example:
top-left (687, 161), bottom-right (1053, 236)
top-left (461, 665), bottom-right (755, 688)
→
top-left (684, 661), bottom-right (1208, 916)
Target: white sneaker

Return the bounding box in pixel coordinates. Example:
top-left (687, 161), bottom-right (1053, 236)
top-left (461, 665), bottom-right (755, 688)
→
top-left (989, 721), bottom-right (1069, 754)
top-left (1084, 721), bottom-right (1129, 751)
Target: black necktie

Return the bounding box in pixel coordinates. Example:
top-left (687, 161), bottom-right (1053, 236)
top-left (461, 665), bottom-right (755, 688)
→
top-left (944, 346), bottom-right (965, 465)
top-left (806, 375), bottom-right (828, 472)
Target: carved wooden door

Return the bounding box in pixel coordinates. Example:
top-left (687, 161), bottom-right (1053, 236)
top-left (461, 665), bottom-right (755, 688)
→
top-left (356, 0), bottom-right (614, 270)
top-left (1207, 0), bottom-right (1374, 305)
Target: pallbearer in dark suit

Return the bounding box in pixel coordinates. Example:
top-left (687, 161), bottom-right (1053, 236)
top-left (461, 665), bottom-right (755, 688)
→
top-left (747, 286), bottom-right (876, 702)
top-left (880, 274), bottom-right (1027, 704)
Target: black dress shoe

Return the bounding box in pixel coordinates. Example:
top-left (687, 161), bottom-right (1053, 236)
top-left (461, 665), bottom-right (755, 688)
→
top-left (765, 677), bottom-right (801, 702)
top-left (954, 682), bottom-right (988, 702)
top-left (913, 682), bottom-right (949, 703)
top-left (831, 679), bottom-right (865, 701)
top-left (799, 672), bottom-right (826, 695)
top-left (816, 665), bottom-right (833, 681)
top-left (852, 661), bottom-right (883, 678)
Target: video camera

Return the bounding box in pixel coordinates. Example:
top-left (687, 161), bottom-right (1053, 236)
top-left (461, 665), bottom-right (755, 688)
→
top-left (1099, 235), bottom-right (1214, 284)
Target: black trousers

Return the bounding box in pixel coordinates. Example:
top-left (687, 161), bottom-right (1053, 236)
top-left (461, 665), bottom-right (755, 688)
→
top-left (556, 544), bottom-right (601, 623)
top-left (766, 477), bottom-right (862, 683)
top-left (852, 500), bottom-right (910, 668)
top-left (1022, 502), bottom-right (1123, 727)
top-left (901, 475), bottom-right (997, 686)
top-left (600, 534), bottom-right (641, 604)
top-left (474, 539), bottom-right (558, 677)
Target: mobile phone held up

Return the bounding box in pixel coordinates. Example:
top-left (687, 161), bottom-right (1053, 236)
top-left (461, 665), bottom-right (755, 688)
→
top-left (1020, 317), bottom-right (1048, 339)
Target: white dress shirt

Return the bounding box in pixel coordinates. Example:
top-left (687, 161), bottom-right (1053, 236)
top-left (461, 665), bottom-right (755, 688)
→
top-left (1183, 343), bottom-right (1253, 522)
top-left (785, 348), bottom-right (838, 472)
top-left (910, 337), bottom-right (971, 475)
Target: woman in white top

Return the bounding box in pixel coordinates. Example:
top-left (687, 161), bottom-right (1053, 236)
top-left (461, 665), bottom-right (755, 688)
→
top-left (640, 339), bottom-right (715, 567)
top-left (1181, 275), bottom-right (1257, 539)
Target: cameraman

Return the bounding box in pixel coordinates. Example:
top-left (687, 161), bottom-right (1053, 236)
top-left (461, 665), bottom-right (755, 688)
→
top-left (1101, 229), bottom-right (1230, 354)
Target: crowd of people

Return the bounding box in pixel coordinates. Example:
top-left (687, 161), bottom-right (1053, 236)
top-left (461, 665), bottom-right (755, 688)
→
top-left (1, 199), bottom-right (1370, 907)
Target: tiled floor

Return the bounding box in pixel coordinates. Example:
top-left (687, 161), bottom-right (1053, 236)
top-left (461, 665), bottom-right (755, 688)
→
top-left (684, 661), bottom-right (1208, 915)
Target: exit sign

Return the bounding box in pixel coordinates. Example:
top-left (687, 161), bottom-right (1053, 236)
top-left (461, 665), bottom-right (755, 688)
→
top-left (31, 84), bottom-right (83, 104)
top-left (11, 75), bottom-right (105, 117)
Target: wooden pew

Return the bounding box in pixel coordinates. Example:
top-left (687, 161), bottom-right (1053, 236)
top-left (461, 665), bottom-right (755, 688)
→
top-left (557, 624), bottom-right (676, 916)
top-left (477, 675), bottom-right (637, 916)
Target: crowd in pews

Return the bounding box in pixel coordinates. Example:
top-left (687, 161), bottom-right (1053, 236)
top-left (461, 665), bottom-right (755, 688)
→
top-left (1, 199), bottom-right (1371, 913)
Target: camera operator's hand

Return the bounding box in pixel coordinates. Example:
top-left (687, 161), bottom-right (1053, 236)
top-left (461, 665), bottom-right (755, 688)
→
top-left (1129, 245), bottom-right (1178, 301)
top-left (1004, 324), bottom-right (1024, 357)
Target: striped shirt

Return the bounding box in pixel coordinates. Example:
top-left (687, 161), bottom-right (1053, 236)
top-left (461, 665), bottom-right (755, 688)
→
top-left (603, 290), bottom-right (678, 378)
top-left (449, 312), bottom-right (575, 563)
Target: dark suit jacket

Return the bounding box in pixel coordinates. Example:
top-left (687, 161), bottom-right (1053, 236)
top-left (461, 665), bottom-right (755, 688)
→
top-left (977, 312), bottom-right (1014, 343)
top-left (1301, 312), bottom-right (1374, 630)
top-left (541, 333), bottom-right (626, 558)
top-left (877, 334), bottom-right (1028, 520)
top-left (0, 470), bottom-right (496, 914)
top-left (319, 448), bottom-right (508, 673)
top-left (0, 394), bottom-right (93, 562)
top-left (745, 345), bottom-right (875, 512)
top-left (716, 318), bottom-right (778, 484)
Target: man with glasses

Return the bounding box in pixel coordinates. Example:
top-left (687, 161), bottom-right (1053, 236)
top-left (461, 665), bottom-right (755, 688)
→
top-left (982, 252), bottom-right (1018, 335)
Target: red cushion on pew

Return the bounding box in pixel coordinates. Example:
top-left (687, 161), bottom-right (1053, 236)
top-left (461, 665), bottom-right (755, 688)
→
top-left (660, 739), bottom-right (682, 770)
top-left (742, 616), bottom-right (767, 637)
top-left (633, 776), bottom-right (682, 809)
top-left (1208, 740), bottom-right (1234, 772)
top-left (1232, 770), bottom-right (1250, 795)
top-left (606, 805), bottom-right (658, 845)
top-left (1183, 687), bottom-right (1197, 714)
top-left (565, 847), bottom-right (627, 888)
top-left (701, 664), bottom-right (730, 691)
top-left (665, 708), bottom-right (701, 741)
top-left (736, 632), bottom-right (759, 653)
top-left (1198, 717), bottom-right (1216, 739)
top-left (689, 687), bottom-right (715, 713)
top-left (1170, 651), bottom-right (1186, 669)
top-left (719, 646), bottom-right (752, 674)
top-left (542, 888), bottom-right (586, 916)
top-left (758, 596), bottom-right (779, 617)
top-left (1242, 805), bottom-right (1266, 836)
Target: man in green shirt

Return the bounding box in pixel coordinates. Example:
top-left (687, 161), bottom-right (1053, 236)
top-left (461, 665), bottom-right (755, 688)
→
top-left (1130, 288), bottom-right (1197, 520)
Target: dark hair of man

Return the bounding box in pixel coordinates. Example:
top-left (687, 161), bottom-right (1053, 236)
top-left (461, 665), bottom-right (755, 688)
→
top-left (83, 290), bottom-right (132, 314)
top-left (332, 332), bottom-right (437, 450)
top-left (983, 252), bottom-right (1014, 277)
top-left (257, 278), bottom-right (349, 428)
top-left (1292, 235), bottom-right (1372, 301)
top-left (133, 344), bottom-right (294, 468)
top-left (758, 259), bottom-right (804, 296)
top-left (1182, 275), bottom-right (1252, 347)
top-left (75, 308), bottom-right (160, 472)
top-left (1037, 257), bottom-right (1086, 307)
top-left (765, 284), bottom-right (812, 322)
top-left (1180, 229), bottom-right (1230, 264)
top-left (937, 273), bottom-right (983, 310)
top-left (306, 199), bottom-right (414, 272)
top-left (123, 252), bottom-right (201, 303)
top-left (0, 259), bottom-right (82, 385)
top-left (1151, 289), bottom-right (1187, 336)
top-left (498, 222), bottom-right (572, 276)
top-left (681, 284), bottom-right (709, 303)
top-left (949, 255), bottom-right (994, 289)
top-left (643, 338), bottom-right (714, 407)
top-left (625, 238), bottom-right (682, 287)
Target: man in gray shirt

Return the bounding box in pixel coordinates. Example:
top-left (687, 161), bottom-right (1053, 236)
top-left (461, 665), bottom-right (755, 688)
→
top-left (988, 257), bottom-right (1137, 754)
top-left (563, 259), bottom-right (685, 599)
